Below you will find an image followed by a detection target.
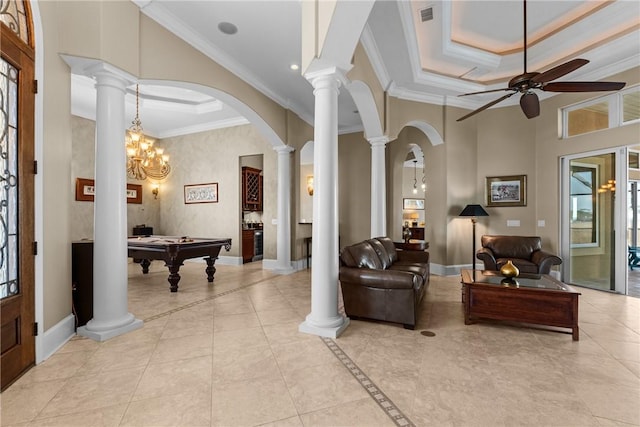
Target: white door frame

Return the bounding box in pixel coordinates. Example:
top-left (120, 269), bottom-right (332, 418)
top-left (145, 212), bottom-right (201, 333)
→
top-left (560, 147), bottom-right (627, 294)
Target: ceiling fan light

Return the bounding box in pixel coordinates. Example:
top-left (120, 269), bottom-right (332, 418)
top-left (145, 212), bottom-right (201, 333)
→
top-left (520, 92), bottom-right (540, 119)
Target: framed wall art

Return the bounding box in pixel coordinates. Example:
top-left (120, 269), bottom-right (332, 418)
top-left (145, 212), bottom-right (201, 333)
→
top-left (486, 175), bottom-right (527, 207)
top-left (75, 178), bottom-right (142, 204)
top-left (403, 198), bottom-right (425, 210)
top-left (184, 182), bottom-right (218, 204)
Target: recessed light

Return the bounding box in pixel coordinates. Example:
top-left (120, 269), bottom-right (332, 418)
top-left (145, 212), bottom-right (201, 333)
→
top-left (218, 22), bottom-right (238, 35)
top-left (290, 64), bottom-right (299, 71)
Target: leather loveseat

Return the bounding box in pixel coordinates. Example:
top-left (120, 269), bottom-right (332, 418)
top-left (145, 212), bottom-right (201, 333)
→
top-left (339, 237), bottom-right (429, 329)
top-left (476, 235), bottom-right (562, 275)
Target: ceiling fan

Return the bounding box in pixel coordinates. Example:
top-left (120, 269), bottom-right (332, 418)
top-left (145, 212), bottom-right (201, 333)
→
top-left (456, 0), bottom-right (626, 122)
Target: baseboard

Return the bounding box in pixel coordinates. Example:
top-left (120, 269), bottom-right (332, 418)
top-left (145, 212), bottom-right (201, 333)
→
top-left (261, 258), bottom-right (296, 274)
top-left (430, 263), bottom-right (483, 276)
top-left (183, 256), bottom-right (243, 266)
top-left (38, 313), bottom-right (75, 363)
top-left (215, 255), bottom-right (243, 265)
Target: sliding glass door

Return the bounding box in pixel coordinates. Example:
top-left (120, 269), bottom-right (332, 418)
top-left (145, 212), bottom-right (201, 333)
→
top-left (561, 149), bottom-right (626, 293)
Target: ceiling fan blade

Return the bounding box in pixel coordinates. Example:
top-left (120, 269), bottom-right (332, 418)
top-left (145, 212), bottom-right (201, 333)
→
top-left (531, 59), bottom-right (589, 84)
top-left (542, 81), bottom-right (626, 92)
top-left (456, 92), bottom-right (516, 122)
top-left (520, 92), bottom-right (539, 119)
top-left (458, 88), bottom-right (512, 97)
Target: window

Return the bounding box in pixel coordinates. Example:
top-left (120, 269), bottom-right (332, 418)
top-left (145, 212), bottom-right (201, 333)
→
top-left (566, 100), bottom-right (609, 137)
top-left (630, 151), bottom-right (640, 170)
top-left (562, 85), bottom-right (639, 138)
top-left (570, 163), bottom-right (598, 247)
top-left (622, 90), bottom-right (640, 124)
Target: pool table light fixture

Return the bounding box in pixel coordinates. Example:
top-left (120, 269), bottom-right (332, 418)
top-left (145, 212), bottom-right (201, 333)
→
top-left (126, 84), bottom-right (171, 181)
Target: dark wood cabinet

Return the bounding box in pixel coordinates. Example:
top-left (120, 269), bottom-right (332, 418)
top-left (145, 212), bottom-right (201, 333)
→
top-left (242, 167), bottom-right (262, 211)
top-left (242, 229), bottom-right (255, 263)
top-left (406, 227), bottom-right (425, 240)
top-left (72, 241), bottom-right (93, 327)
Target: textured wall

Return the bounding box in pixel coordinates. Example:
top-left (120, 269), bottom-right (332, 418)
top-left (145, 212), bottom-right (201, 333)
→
top-left (159, 125), bottom-right (276, 259)
top-left (70, 116), bottom-right (161, 241)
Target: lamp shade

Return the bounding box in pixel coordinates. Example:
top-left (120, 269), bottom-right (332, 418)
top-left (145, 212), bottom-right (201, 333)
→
top-left (459, 204), bottom-right (489, 217)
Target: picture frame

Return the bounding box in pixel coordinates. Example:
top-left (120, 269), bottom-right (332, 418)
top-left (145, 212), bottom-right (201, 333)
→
top-left (403, 198), bottom-right (425, 210)
top-left (184, 182), bottom-right (218, 204)
top-left (486, 175), bottom-right (527, 207)
top-left (75, 178), bottom-right (142, 204)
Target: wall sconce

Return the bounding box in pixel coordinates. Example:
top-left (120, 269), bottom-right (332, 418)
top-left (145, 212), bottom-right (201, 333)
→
top-left (306, 175), bottom-right (314, 196)
top-left (151, 184), bottom-right (159, 199)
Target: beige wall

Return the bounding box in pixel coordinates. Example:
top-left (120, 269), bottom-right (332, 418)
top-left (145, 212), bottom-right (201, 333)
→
top-left (338, 132), bottom-right (371, 247)
top-left (70, 116), bottom-right (161, 241)
top-left (38, 1), bottom-right (305, 331)
top-left (36, 0), bottom-right (640, 334)
top-left (159, 126), bottom-right (276, 259)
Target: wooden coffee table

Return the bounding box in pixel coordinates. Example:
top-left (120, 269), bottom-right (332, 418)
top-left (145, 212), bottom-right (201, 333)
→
top-left (460, 270), bottom-right (580, 340)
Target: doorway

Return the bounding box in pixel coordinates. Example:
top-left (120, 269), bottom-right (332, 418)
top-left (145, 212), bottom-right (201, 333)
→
top-left (561, 148), bottom-right (626, 294)
top-left (240, 154), bottom-right (263, 263)
top-left (0, 20), bottom-right (36, 389)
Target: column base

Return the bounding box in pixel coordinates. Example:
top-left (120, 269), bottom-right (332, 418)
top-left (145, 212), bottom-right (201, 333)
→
top-left (77, 317), bottom-right (143, 342)
top-left (299, 316), bottom-right (350, 338)
top-left (273, 264), bottom-right (295, 275)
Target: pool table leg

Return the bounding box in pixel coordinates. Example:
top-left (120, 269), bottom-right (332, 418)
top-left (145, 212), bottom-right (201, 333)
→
top-left (167, 264), bottom-right (182, 292)
top-left (205, 257), bottom-right (217, 282)
top-left (140, 259), bottom-right (151, 274)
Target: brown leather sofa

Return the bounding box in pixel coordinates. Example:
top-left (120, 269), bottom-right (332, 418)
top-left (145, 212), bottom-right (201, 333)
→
top-left (339, 237), bottom-right (429, 329)
top-left (476, 235), bottom-right (562, 274)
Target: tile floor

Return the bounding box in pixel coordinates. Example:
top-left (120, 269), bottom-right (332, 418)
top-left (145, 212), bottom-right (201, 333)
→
top-left (2, 261), bottom-right (639, 427)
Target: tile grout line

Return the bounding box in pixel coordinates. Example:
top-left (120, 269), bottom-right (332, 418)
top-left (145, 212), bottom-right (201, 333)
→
top-left (320, 337), bottom-right (416, 427)
top-left (142, 276), bottom-right (274, 323)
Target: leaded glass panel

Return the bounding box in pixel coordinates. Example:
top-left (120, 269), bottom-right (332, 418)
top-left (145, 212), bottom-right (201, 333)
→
top-left (0, 0), bottom-right (30, 45)
top-left (0, 57), bottom-right (19, 299)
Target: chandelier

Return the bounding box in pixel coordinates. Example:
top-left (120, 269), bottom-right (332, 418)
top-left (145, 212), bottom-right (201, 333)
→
top-left (125, 84), bottom-right (171, 180)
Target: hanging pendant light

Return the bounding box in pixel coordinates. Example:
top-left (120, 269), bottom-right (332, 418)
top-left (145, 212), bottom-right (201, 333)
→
top-left (125, 84), bottom-right (171, 181)
top-left (412, 160), bottom-right (418, 194)
top-left (421, 153), bottom-right (426, 192)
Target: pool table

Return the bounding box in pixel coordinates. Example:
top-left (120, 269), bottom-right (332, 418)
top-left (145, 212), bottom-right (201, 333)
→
top-left (127, 236), bottom-right (232, 292)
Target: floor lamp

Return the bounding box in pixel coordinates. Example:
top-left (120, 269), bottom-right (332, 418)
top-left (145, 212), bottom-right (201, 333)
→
top-left (459, 204), bottom-right (489, 270)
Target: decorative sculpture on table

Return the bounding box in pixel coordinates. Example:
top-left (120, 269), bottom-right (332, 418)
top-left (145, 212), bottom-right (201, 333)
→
top-left (402, 226), bottom-right (412, 243)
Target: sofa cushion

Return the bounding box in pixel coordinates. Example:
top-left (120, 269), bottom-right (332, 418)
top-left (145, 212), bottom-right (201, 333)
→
top-left (481, 235), bottom-right (541, 260)
top-left (340, 241), bottom-right (383, 269)
top-left (366, 239), bottom-right (393, 269)
top-left (374, 237), bottom-right (399, 264)
top-left (389, 263), bottom-right (429, 281)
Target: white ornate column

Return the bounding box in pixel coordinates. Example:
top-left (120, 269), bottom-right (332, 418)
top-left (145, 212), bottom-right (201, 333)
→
top-left (299, 67), bottom-right (349, 338)
top-left (77, 68), bottom-right (142, 341)
top-left (369, 136), bottom-right (389, 238)
top-left (273, 145), bottom-right (295, 273)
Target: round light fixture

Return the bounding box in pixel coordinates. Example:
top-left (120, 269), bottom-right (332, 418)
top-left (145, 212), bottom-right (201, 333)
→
top-left (290, 64), bottom-right (299, 71)
top-left (218, 22), bottom-right (238, 35)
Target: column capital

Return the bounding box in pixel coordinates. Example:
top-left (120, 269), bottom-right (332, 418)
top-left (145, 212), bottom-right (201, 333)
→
top-left (304, 66), bottom-right (349, 89)
top-left (368, 136), bottom-right (389, 147)
top-left (273, 145), bottom-right (295, 154)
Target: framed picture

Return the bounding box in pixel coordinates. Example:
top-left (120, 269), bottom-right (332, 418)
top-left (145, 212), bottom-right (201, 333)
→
top-left (184, 182), bottom-right (218, 204)
top-left (486, 175), bottom-right (527, 207)
top-left (75, 178), bottom-right (142, 204)
top-left (403, 198), bottom-right (425, 210)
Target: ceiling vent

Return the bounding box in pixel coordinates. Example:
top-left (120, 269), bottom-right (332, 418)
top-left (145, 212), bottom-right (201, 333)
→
top-left (420, 7), bottom-right (433, 22)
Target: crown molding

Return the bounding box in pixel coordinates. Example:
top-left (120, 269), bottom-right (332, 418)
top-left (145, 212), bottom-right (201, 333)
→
top-left (134, 1), bottom-right (310, 122)
top-left (158, 117), bottom-right (250, 139)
